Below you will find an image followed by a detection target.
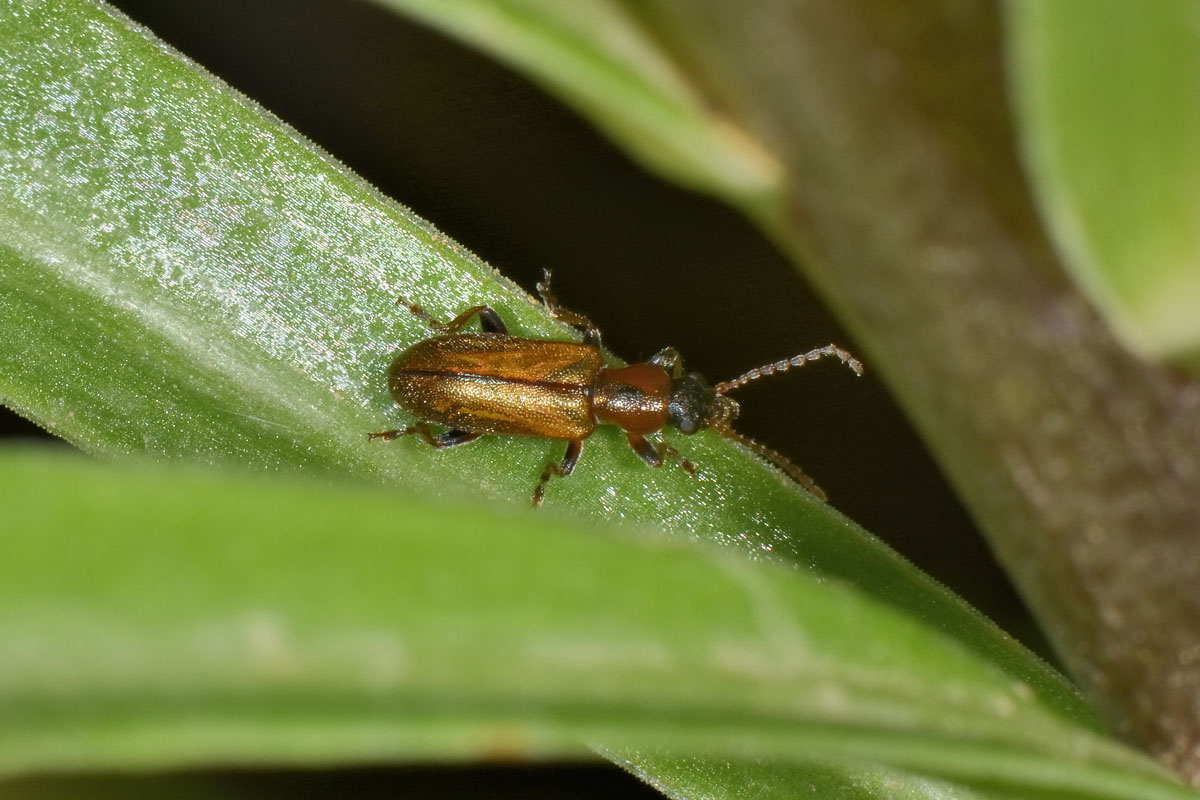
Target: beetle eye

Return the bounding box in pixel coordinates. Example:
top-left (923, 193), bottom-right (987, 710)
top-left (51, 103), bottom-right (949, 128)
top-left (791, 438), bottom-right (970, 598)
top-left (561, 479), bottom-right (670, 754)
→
top-left (667, 373), bottom-right (713, 435)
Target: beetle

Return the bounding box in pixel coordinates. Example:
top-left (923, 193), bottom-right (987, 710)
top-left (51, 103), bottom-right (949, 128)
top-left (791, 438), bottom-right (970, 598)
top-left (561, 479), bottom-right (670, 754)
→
top-left (370, 270), bottom-right (863, 505)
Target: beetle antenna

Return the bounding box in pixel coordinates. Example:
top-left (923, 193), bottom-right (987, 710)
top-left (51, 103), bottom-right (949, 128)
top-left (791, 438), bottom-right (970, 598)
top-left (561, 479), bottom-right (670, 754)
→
top-left (713, 423), bottom-right (827, 501)
top-left (714, 344), bottom-right (862, 394)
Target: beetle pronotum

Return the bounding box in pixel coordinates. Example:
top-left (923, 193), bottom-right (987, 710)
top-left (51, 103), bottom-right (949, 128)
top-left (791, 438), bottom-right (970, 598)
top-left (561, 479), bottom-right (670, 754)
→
top-left (371, 270), bottom-right (862, 505)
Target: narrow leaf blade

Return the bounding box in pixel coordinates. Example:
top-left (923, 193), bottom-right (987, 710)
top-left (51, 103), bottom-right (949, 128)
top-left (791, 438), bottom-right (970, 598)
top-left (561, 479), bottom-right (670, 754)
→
top-left (0, 449), bottom-right (1190, 800)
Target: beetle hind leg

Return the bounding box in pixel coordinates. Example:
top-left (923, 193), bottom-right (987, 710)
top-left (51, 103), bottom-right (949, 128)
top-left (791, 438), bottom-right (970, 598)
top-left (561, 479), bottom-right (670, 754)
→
top-left (394, 297), bottom-right (508, 335)
top-left (533, 439), bottom-right (582, 506)
top-left (627, 432), bottom-right (696, 476)
top-left (443, 305), bottom-right (507, 335)
top-left (369, 423), bottom-right (480, 448)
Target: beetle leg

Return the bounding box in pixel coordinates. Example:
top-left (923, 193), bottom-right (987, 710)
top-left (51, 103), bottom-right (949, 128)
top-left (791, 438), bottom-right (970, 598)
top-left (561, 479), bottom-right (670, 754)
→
top-left (626, 432), bottom-right (696, 475)
top-left (440, 305), bottom-right (506, 335)
top-left (536, 269), bottom-right (602, 348)
top-left (423, 428), bottom-right (482, 447)
top-left (533, 439), bottom-right (582, 506)
top-left (394, 297), bottom-right (446, 331)
top-left (369, 423), bottom-right (480, 448)
top-left (626, 432), bottom-right (662, 467)
top-left (440, 305), bottom-right (506, 334)
top-left (648, 347), bottom-right (684, 378)
top-left (474, 307), bottom-right (508, 334)
top-left (394, 298), bottom-right (508, 335)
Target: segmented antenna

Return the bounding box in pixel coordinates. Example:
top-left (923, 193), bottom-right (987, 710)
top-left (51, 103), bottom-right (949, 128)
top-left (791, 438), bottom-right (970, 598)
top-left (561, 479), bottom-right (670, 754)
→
top-left (714, 344), bottom-right (863, 394)
top-left (714, 424), bottom-right (827, 501)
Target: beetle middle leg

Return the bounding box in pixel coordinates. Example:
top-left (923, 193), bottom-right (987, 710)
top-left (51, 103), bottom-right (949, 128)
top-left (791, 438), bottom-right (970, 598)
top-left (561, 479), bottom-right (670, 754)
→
top-left (369, 422), bottom-right (481, 448)
top-left (396, 298), bottom-right (508, 335)
top-left (533, 439), bottom-right (582, 507)
top-left (536, 269), bottom-right (602, 347)
top-left (626, 432), bottom-right (696, 475)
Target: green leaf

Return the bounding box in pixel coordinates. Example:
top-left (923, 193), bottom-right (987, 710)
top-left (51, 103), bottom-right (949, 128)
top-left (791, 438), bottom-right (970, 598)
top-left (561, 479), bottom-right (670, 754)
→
top-left (1008, 0), bottom-right (1200, 362)
top-left (0, 449), bottom-right (1191, 800)
top-left (0, 0), bottom-right (1082, 723)
top-left (363, 0), bottom-right (1200, 780)
top-left (365, 0), bottom-right (784, 214)
top-left (605, 751), bottom-right (996, 800)
top-left (2, 0), bottom-right (1190, 797)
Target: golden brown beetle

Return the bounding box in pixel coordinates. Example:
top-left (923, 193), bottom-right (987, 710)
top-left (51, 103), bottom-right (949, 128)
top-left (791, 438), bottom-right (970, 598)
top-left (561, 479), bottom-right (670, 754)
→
top-left (371, 271), bottom-right (862, 505)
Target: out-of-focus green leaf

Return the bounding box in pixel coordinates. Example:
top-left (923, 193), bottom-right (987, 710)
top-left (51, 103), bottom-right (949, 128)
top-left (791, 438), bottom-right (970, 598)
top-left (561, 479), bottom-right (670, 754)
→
top-left (604, 750), bottom-right (1004, 800)
top-left (366, 0), bottom-right (784, 216)
top-left (0, 449), bottom-right (1192, 800)
top-left (1008, 0), bottom-right (1200, 362)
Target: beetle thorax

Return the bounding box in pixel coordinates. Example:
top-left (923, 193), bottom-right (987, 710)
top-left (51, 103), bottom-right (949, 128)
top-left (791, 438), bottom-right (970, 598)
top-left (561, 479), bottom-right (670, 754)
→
top-left (592, 363), bottom-right (672, 435)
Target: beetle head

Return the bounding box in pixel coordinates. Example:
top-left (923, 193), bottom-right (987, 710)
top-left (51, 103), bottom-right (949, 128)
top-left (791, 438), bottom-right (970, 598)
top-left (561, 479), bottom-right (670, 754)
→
top-left (667, 372), bottom-right (740, 435)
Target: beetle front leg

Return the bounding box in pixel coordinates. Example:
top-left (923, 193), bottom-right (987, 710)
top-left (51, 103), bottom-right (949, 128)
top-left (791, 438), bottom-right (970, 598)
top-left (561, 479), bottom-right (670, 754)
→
top-left (536, 269), bottom-right (602, 348)
top-left (648, 347), bottom-right (684, 378)
top-left (369, 423), bottom-right (481, 448)
top-left (533, 439), bottom-right (582, 506)
top-left (626, 432), bottom-right (696, 475)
